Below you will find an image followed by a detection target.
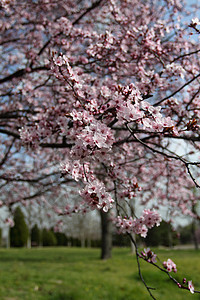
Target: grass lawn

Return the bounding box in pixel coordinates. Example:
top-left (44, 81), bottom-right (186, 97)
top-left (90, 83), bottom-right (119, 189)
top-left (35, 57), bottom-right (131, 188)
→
top-left (0, 247), bottom-right (199, 300)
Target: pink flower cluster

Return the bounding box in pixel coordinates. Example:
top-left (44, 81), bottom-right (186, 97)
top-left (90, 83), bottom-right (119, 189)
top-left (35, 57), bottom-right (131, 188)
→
top-left (115, 84), bottom-right (144, 122)
top-left (53, 54), bottom-right (68, 67)
top-left (140, 248), bottom-right (157, 263)
top-left (116, 98), bottom-right (144, 123)
top-left (70, 109), bottom-right (94, 126)
top-left (80, 180), bottom-right (114, 212)
top-left (69, 114), bottom-right (115, 160)
top-left (163, 258), bottom-right (177, 273)
top-left (141, 101), bottom-right (176, 133)
top-left (60, 160), bottom-right (90, 182)
top-left (19, 126), bottom-right (40, 148)
top-left (165, 62), bottom-right (185, 79)
top-left (115, 209), bottom-right (161, 238)
top-left (86, 31), bottom-right (115, 58)
top-left (77, 122), bottom-right (114, 150)
top-left (178, 278), bottom-right (195, 294)
top-left (112, 83), bottom-right (176, 134)
top-left (142, 209), bottom-right (162, 228)
top-left (52, 53), bottom-right (81, 89)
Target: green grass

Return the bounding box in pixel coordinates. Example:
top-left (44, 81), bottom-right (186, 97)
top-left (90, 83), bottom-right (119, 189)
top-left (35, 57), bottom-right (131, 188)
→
top-left (0, 247), bottom-right (199, 300)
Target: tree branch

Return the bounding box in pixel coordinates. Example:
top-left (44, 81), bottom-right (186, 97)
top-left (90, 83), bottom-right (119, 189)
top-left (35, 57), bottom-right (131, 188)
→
top-left (0, 66), bottom-right (48, 84)
top-left (154, 73), bottom-right (200, 107)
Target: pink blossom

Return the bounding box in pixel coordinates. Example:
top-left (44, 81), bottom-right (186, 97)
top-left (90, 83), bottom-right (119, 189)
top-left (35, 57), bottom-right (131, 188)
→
top-left (191, 18), bottom-right (200, 26)
top-left (114, 210), bottom-right (161, 238)
top-left (80, 180), bottom-right (114, 212)
top-left (141, 248), bottom-right (157, 263)
top-left (143, 209), bottom-right (162, 228)
top-left (5, 218), bottom-right (14, 227)
top-left (163, 259), bottom-right (177, 273)
top-left (188, 280), bottom-right (194, 294)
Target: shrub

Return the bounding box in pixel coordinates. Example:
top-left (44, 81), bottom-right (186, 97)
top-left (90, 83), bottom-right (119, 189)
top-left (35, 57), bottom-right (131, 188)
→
top-left (10, 206), bottom-right (29, 247)
top-left (31, 224), bottom-right (42, 246)
top-left (42, 229), bottom-right (57, 246)
top-left (55, 232), bottom-right (68, 246)
top-left (143, 221), bottom-right (178, 247)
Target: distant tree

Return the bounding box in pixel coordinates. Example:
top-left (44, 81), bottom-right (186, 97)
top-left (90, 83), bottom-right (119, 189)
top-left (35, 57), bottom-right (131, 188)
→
top-left (42, 229), bottom-right (57, 246)
top-left (71, 237), bottom-right (81, 247)
top-left (195, 227), bottom-right (200, 244)
top-left (143, 221), bottom-right (178, 247)
top-left (90, 239), bottom-right (101, 248)
top-left (10, 207), bottom-right (29, 247)
top-left (179, 224), bottom-right (192, 244)
top-left (191, 203), bottom-right (199, 250)
top-left (55, 232), bottom-right (67, 246)
top-left (178, 217), bottom-right (199, 249)
top-left (100, 210), bottom-right (112, 259)
top-left (113, 232), bottom-right (130, 247)
top-left (31, 224), bottom-right (42, 247)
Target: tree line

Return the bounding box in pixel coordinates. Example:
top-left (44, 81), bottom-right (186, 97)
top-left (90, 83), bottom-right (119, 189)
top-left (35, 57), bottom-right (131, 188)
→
top-left (8, 206), bottom-right (101, 248)
top-left (5, 206), bottom-right (199, 249)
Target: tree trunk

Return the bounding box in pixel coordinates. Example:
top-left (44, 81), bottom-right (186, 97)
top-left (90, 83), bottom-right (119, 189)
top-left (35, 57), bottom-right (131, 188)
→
top-left (6, 228), bottom-right (10, 248)
top-left (100, 210), bottom-right (112, 259)
top-left (168, 225), bottom-right (173, 248)
top-left (130, 233), bottom-right (136, 253)
top-left (27, 226), bottom-right (31, 248)
top-left (191, 221), bottom-right (199, 250)
top-left (81, 236), bottom-right (85, 248)
top-left (87, 239), bottom-right (91, 248)
top-left (27, 234), bottom-right (31, 248)
top-left (191, 204), bottom-right (199, 250)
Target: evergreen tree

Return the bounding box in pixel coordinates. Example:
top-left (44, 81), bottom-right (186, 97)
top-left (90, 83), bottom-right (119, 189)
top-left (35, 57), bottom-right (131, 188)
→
top-left (55, 232), bottom-right (68, 246)
top-left (42, 229), bottom-right (57, 246)
top-left (143, 221), bottom-right (178, 247)
top-left (179, 224), bottom-right (193, 245)
top-left (10, 207), bottom-right (29, 247)
top-left (0, 228), bottom-right (2, 247)
top-left (31, 224), bottom-right (42, 247)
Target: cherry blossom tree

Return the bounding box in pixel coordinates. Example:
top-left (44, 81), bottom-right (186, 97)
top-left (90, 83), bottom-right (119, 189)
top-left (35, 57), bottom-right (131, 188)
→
top-left (1, 0), bottom-right (200, 298)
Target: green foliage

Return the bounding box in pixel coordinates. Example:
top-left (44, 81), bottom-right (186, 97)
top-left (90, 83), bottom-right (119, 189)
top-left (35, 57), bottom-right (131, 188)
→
top-left (112, 233), bottom-right (130, 247)
top-left (42, 229), bottom-right (57, 246)
top-left (179, 224), bottom-right (193, 244)
top-left (10, 206), bottom-right (29, 247)
top-left (31, 224), bottom-right (42, 247)
top-left (90, 239), bottom-right (101, 248)
top-left (54, 232), bottom-right (67, 246)
top-left (143, 221), bottom-right (178, 247)
top-left (0, 228), bottom-right (2, 246)
top-left (71, 237), bottom-right (81, 247)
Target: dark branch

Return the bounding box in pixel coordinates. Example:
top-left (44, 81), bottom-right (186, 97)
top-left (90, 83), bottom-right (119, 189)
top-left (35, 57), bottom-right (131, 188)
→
top-left (0, 138), bottom-right (15, 167)
top-left (127, 233), bottom-right (157, 300)
top-left (154, 73), bottom-right (200, 107)
top-left (0, 66), bottom-right (48, 84)
top-left (0, 129), bottom-right (20, 138)
top-left (73, 0), bottom-right (104, 25)
top-left (36, 0), bottom-right (104, 57)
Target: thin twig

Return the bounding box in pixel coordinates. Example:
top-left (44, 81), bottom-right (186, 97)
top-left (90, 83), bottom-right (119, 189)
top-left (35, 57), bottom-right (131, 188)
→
top-left (126, 124), bottom-right (200, 188)
top-left (127, 233), bottom-right (157, 300)
top-left (154, 73), bottom-right (200, 107)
